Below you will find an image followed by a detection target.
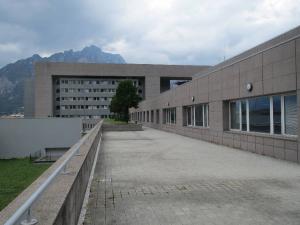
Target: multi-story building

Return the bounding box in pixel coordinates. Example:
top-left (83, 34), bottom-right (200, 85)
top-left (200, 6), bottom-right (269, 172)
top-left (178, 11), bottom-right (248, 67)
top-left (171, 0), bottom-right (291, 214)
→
top-left (26, 63), bottom-right (209, 129)
top-left (130, 25), bottom-right (300, 163)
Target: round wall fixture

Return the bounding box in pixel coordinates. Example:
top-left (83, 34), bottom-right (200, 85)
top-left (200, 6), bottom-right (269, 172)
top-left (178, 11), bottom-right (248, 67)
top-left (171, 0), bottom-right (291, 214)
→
top-left (246, 82), bottom-right (253, 92)
top-left (192, 96), bottom-right (195, 102)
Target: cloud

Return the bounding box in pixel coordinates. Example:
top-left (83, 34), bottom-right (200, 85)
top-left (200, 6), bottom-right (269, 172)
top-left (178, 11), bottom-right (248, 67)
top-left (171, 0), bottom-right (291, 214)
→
top-left (0, 0), bottom-right (299, 68)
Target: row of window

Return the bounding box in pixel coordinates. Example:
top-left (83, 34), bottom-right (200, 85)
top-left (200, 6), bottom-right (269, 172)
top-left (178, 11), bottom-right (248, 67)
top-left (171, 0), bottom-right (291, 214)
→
top-left (131, 93), bottom-right (297, 137)
top-left (59, 79), bottom-right (117, 85)
top-left (56, 97), bottom-right (112, 102)
top-left (132, 110), bottom-right (159, 123)
top-left (58, 105), bottom-right (109, 110)
top-left (131, 108), bottom-right (177, 125)
top-left (131, 105), bottom-right (209, 127)
top-left (60, 115), bottom-right (109, 119)
top-left (57, 88), bottom-right (116, 94)
top-left (230, 94), bottom-right (297, 136)
top-left (58, 79), bottom-right (142, 86)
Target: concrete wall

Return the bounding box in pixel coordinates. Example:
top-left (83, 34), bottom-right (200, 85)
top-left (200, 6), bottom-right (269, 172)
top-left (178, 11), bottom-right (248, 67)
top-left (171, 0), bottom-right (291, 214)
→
top-left (0, 122), bottom-right (103, 225)
top-left (131, 25), bottom-right (300, 163)
top-left (0, 118), bottom-right (82, 158)
top-left (33, 63), bottom-right (209, 117)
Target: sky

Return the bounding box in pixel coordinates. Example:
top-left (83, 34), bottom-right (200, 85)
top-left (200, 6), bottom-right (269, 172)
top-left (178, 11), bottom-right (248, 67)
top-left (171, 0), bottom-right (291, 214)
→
top-left (0, 0), bottom-right (300, 68)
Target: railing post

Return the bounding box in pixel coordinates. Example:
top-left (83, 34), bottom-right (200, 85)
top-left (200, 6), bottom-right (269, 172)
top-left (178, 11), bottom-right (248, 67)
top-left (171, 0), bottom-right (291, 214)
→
top-left (20, 208), bottom-right (37, 225)
top-left (61, 164), bottom-right (70, 175)
top-left (75, 146), bottom-right (81, 156)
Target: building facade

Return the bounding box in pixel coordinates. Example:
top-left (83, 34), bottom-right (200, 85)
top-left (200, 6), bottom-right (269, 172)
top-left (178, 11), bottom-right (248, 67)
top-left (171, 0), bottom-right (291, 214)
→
top-left (130, 26), bottom-right (300, 163)
top-left (27, 63), bottom-right (209, 129)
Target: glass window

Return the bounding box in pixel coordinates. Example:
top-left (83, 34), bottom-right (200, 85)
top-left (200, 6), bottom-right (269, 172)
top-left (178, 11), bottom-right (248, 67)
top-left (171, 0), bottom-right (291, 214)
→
top-left (229, 93), bottom-right (297, 136)
top-left (249, 96), bottom-right (270, 133)
top-left (187, 106), bottom-right (193, 126)
top-left (163, 108), bottom-right (176, 124)
top-left (171, 108), bottom-right (176, 124)
top-left (230, 101), bottom-right (240, 129)
top-left (241, 100), bottom-right (247, 131)
top-left (151, 110), bottom-right (154, 123)
top-left (284, 95), bottom-right (297, 135)
top-left (195, 105), bottom-right (203, 126)
top-left (273, 96), bottom-right (281, 134)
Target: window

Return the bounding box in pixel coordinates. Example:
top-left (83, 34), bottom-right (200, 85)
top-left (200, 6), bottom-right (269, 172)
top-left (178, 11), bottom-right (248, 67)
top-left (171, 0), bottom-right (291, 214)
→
top-left (229, 93), bottom-right (297, 136)
top-left (241, 100), bottom-right (247, 131)
top-left (195, 104), bottom-right (203, 126)
top-left (151, 110), bottom-right (154, 123)
top-left (284, 95), bottom-right (297, 135)
top-left (273, 96), bottom-right (281, 134)
top-left (183, 104), bottom-right (209, 127)
top-left (163, 108), bottom-right (176, 125)
top-left (156, 109), bottom-right (160, 124)
top-left (249, 96), bottom-right (270, 133)
top-left (230, 101), bottom-right (240, 130)
top-left (186, 106), bottom-right (194, 126)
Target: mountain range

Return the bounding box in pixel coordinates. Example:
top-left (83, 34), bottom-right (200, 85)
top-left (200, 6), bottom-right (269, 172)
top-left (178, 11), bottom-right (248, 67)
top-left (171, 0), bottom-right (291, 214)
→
top-left (0, 45), bottom-right (126, 114)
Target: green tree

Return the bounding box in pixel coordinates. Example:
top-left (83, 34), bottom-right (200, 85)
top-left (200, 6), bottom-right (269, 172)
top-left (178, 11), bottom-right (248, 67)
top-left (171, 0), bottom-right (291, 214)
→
top-left (109, 80), bottom-right (141, 122)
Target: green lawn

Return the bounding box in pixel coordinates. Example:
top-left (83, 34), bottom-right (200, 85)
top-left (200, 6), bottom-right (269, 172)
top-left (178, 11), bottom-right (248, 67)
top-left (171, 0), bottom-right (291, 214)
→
top-left (104, 118), bottom-right (128, 125)
top-left (0, 158), bottom-right (51, 211)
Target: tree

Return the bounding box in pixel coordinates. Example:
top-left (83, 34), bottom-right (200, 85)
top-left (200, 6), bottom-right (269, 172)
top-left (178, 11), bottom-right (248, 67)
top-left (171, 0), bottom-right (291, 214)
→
top-left (109, 80), bottom-right (141, 122)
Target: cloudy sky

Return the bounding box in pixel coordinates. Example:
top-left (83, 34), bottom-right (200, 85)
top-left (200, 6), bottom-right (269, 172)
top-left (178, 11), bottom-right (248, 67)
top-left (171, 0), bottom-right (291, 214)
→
top-left (0, 0), bottom-right (300, 68)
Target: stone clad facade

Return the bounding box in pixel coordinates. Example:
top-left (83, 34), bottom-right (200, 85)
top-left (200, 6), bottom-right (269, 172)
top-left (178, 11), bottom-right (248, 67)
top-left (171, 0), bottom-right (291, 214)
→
top-left (130, 26), bottom-right (300, 163)
top-left (30, 62), bottom-right (208, 129)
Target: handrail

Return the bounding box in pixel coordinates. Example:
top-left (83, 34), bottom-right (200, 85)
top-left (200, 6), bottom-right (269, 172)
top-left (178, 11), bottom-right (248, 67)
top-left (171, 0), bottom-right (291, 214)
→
top-left (4, 121), bottom-right (102, 225)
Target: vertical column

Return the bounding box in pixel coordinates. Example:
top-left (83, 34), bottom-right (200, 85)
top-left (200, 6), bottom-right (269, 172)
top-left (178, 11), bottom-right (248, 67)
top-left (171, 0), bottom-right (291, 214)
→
top-left (145, 76), bottom-right (160, 100)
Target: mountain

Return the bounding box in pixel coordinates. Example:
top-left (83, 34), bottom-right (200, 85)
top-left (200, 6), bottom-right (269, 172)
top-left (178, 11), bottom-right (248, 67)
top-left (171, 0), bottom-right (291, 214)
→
top-left (0, 46), bottom-right (126, 115)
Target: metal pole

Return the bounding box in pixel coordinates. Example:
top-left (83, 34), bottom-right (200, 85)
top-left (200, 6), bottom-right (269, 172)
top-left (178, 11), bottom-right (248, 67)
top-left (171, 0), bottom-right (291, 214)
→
top-left (20, 208), bottom-right (37, 225)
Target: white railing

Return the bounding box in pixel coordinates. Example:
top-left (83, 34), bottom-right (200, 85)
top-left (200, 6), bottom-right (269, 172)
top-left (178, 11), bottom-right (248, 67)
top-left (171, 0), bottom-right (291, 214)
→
top-left (4, 122), bottom-right (102, 225)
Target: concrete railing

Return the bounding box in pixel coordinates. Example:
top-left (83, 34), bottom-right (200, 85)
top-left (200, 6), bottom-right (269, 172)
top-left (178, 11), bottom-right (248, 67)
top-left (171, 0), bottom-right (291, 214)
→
top-left (0, 121), bottom-right (103, 225)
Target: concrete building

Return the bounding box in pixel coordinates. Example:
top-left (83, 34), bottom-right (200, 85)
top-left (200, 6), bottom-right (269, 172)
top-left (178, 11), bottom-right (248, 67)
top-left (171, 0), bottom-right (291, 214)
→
top-left (130, 25), bottom-right (300, 163)
top-left (26, 63), bottom-right (209, 129)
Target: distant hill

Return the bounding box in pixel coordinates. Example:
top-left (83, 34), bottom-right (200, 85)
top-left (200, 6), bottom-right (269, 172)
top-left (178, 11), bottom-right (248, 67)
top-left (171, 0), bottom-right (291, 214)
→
top-left (0, 45), bottom-right (126, 114)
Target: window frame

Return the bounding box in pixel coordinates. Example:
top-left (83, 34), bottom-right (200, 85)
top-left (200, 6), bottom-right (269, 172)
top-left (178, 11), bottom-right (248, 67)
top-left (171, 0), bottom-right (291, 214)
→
top-left (184, 103), bottom-right (209, 128)
top-left (163, 107), bottom-right (176, 125)
top-left (229, 93), bottom-right (297, 137)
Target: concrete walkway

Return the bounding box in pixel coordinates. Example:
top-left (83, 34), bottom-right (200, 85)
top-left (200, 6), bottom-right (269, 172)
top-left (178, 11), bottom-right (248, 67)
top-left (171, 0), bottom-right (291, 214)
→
top-left (84, 128), bottom-right (300, 225)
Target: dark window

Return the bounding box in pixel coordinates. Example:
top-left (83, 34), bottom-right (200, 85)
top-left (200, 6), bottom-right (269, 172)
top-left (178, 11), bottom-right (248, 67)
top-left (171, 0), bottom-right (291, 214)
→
top-left (151, 110), bottom-right (154, 123)
top-left (273, 96), bottom-right (281, 134)
top-left (249, 96), bottom-right (270, 133)
top-left (230, 101), bottom-right (240, 129)
top-left (241, 100), bottom-right (247, 131)
top-left (171, 108), bottom-right (176, 124)
top-left (195, 105), bottom-right (203, 126)
top-left (186, 106), bottom-right (193, 126)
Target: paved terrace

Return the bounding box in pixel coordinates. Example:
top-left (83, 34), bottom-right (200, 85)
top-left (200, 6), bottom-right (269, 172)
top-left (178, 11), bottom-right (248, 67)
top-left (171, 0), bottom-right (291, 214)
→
top-left (84, 128), bottom-right (300, 225)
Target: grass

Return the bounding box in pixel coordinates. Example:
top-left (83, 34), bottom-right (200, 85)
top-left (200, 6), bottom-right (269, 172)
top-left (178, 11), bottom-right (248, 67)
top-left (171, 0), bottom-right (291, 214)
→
top-left (104, 118), bottom-right (128, 125)
top-left (0, 158), bottom-right (51, 211)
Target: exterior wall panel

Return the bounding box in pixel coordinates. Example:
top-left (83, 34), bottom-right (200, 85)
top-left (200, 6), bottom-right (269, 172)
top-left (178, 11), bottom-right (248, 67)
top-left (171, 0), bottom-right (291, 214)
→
top-left (131, 26), bottom-right (300, 163)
